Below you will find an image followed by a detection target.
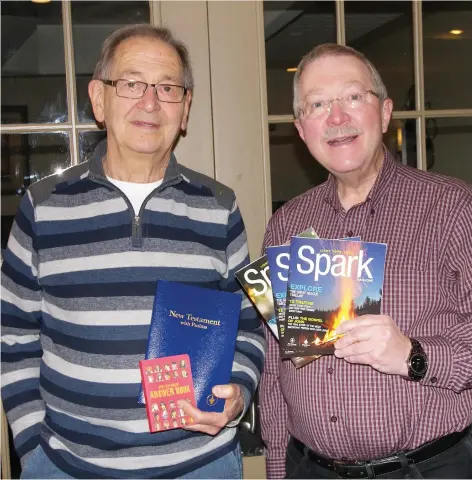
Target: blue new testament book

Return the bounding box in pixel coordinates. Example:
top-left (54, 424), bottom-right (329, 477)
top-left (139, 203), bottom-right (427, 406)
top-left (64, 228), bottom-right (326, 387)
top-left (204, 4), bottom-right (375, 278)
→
top-left (138, 280), bottom-right (241, 413)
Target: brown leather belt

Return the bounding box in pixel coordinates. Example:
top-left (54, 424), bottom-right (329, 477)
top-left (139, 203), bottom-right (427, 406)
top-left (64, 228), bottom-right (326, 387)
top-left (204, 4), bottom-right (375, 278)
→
top-left (291, 427), bottom-right (470, 478)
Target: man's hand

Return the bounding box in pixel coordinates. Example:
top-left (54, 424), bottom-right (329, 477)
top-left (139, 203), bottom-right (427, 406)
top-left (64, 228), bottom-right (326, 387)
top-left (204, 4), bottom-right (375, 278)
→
top-left (334, 315), bottom-right (411, 376)
top-left (178, 384), bottom-right (244, 436)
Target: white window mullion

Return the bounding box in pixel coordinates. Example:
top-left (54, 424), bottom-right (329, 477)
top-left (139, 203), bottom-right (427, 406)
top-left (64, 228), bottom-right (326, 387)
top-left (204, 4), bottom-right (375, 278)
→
top-left (336, 0), bottom-right (346, 46)
top-left (62, 0), bottom-right (79, 166)
top-left (150, 0), bottom-right (162, 27)
top-left (256, 1), bottom-right (273, 225)
top-left (413, 1), bottom-right (426, 170)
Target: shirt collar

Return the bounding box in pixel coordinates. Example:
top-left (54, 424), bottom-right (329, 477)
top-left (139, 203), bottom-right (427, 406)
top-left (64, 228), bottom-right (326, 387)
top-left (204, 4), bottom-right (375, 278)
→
top-left (323, 146), bottom-right (398, 211)
top-left (87, 138), bottom-right (182, 185)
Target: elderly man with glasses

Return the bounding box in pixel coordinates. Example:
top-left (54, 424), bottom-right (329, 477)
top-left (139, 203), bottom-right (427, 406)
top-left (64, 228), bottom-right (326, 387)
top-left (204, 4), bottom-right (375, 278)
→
top-left (260, 43), bottom-right (472, 479)
top-left (1, 25), bottom-right (266, 479)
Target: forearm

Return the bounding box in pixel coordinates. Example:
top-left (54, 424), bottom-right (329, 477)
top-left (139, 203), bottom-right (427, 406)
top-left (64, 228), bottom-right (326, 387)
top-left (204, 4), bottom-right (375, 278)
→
top-left (1, 194), bottom-right (45, 462)
top-left (1, 381), bottom-right (45, 464)
top-left (1, 304), bottom-right (45, 461)
top-left (225, 204), bottom-right (267, 419)
top-left (414, 327), bottom-right (472, 392)
top-left (259, 325), bottom-right (289, 479)
top-left (230, 296), bottom-right (267, 421)
top-left (259, 369), bottom-right (289, 479)
top-left (422, 197), bottom-right (472, 392)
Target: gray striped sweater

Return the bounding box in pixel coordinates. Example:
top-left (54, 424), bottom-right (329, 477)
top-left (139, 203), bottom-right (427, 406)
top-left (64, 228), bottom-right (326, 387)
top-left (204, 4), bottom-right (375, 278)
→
top-left (1, 141), bottom-right (266, 478)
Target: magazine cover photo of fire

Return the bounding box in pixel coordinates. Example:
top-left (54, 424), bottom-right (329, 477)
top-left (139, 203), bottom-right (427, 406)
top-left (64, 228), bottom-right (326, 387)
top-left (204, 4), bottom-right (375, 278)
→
top-left (284, 238), bottom-right (387, 356)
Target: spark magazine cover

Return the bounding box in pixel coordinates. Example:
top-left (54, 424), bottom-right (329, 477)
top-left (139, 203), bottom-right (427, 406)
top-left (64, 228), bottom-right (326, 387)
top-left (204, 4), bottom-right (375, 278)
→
top-left (235, 255), bottom-right (277, 337)
top-left (282, 237), bottom-right (387, 357)
top-left (237, 228), bottom-right (319, 368)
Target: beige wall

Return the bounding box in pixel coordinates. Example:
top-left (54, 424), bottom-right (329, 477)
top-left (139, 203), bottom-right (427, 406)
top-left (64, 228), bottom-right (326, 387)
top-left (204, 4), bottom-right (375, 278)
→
top-left (162, 1), bottom-right (271, 259)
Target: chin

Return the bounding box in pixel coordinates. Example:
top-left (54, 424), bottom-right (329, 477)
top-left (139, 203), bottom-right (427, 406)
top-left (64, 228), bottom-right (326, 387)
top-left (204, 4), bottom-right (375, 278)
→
top-left (127, 141), bottom-right (164, 155)
top-left (329, 159), bottom-right (365, 174)
top-left (315, 154), bottom-right (363, 174)
top-left (320, 146), bottom-right (368, 174)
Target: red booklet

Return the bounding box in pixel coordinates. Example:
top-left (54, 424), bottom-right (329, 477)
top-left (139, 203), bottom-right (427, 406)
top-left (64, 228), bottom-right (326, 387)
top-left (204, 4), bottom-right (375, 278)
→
top-left (139, 354), bottom-right (196, 432)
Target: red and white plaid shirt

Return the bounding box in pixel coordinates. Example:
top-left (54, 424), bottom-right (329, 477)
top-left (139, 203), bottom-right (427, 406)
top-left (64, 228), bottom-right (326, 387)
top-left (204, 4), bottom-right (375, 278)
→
top-left (259, 150), bottom-right (472, 478)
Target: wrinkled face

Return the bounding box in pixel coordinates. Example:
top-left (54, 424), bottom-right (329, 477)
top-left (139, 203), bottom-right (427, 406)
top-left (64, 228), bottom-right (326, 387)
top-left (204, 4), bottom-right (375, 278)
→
top-left (89, 36), bottom-right (191, 159)
top-left (294, 55), bottom-right (392, 176)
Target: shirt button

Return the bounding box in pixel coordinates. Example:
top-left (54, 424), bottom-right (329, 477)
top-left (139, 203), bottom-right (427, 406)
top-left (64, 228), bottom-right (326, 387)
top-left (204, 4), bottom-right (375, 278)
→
top-left (330, 415), bottom-right (338, 423)
top-left (327, 367), bottom-right (334, 375)
top-left (346, 231), bottom-right (354, 237)
top-left (431, 377), bottom-right (437, 384)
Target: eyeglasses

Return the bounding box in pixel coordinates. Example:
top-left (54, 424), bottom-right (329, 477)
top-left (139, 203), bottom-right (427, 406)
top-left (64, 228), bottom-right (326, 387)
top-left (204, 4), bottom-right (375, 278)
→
top-left (101, 79), bottom-right (187, 103)
top-left (299, 90), bottom-right (380, 119)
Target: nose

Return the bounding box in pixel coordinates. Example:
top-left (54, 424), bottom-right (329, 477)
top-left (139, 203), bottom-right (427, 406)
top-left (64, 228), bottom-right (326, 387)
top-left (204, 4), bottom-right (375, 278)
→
top-left (326, 100), bottom-right (351, 126)
top-left (137, 85), bottom-right (161, 112)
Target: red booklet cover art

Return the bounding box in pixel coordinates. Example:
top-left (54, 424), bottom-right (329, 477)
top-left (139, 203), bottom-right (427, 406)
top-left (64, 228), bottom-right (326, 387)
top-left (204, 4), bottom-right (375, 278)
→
top-left (139, 354), bottom-right (196, 433)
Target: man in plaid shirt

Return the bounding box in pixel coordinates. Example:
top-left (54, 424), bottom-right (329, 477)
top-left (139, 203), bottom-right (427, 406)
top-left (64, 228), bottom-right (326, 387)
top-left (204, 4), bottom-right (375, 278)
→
top-left (260, 43), bottom-right (472, 479)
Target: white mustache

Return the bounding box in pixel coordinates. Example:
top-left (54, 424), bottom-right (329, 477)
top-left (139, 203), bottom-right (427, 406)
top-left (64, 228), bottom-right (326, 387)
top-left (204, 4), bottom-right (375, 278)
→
top-left (323, 126), bottom-right (363, 141)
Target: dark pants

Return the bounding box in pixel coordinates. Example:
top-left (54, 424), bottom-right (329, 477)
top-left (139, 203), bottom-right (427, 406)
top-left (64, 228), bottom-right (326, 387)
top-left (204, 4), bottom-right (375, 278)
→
top-left (285, 431), bottom-right (472, 479)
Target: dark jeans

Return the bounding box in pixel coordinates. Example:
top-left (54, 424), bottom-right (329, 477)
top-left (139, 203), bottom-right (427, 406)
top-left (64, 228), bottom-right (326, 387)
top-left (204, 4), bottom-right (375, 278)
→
top-left (285, 431), bottom-right (472, 479)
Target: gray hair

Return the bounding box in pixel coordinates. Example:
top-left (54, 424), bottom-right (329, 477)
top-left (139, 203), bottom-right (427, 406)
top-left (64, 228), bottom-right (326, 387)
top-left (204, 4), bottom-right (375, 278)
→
top-left (293, 43), bottom-right (388, 118)
top-left (93, 24), bottom-right (194, 91)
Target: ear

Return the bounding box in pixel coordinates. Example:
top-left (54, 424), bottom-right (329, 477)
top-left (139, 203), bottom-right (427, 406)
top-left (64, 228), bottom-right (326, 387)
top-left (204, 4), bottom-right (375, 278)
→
top-left (381, 98), bottom-right (393, 134)
top-left (294, 118), bottom-right (306, 143)
top-left (180, 90), bottom-right (193, 131)
top-left (88, 80), bottom-right (105, 124)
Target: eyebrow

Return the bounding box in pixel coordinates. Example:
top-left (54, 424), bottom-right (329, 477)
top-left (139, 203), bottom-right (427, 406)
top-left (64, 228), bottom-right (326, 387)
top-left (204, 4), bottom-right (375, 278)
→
top-left (118, 71), bottom-right (180, 84)
top-left (305, 81), bottom-right (368, 97)
top-left (342, 81), bottom-right (367, 89)
top-left (119, 70), bottom-right (145, 78)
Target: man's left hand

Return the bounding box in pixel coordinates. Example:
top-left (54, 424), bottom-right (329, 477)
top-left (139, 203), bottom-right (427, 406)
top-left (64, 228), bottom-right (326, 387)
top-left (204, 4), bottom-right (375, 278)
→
top-left (178, 384), bottom-right (244, 436)
top-left (334, 315), bottom-right (411, 376)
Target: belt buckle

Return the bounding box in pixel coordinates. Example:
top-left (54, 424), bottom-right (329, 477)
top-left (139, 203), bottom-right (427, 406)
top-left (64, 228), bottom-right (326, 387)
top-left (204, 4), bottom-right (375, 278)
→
top-left (333, 459), bottom-right (368, 478)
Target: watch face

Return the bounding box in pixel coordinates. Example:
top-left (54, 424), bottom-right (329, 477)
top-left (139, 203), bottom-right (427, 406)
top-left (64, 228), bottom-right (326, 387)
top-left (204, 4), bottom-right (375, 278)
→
top-left (410, 353), bottom-right (428, 375)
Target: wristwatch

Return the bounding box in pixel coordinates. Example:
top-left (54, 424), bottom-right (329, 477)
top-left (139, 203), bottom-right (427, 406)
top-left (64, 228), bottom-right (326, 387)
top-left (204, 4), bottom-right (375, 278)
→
top-left (407, 338), bottom-right (428, 381)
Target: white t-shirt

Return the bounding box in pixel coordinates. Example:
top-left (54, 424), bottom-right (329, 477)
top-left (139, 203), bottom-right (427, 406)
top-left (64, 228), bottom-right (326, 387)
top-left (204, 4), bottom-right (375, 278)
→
top-left (107, 177), bottom-right (163, 216)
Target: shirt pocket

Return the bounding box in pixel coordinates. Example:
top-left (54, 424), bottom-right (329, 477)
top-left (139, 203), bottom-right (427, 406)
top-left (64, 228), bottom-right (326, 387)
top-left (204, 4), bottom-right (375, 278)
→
top-left (383, 218), bottom-right (437, 273)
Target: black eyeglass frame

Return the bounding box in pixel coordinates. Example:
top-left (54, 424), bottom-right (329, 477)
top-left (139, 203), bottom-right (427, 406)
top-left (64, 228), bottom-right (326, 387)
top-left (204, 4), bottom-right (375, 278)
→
top-left (101, 79), bottom-right (188, 103)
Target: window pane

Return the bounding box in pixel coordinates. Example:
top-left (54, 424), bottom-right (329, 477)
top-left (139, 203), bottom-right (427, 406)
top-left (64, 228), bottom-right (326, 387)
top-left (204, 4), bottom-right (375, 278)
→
top-left (1, 133), bottom-right (31, 197)
top-left (269, 123), bottom-right (328, 212)
top-left (28, 132), bottom-right (71, 181)
top-left (345, 1), bottom-right (414, 112)
top-left (79, 130), bottom-right (107, 162)
top-left (384, 118), bottom-right (418, 168)
top-left (72, 1), bottom-right (150, 123)
top-left (427, 117), bottom-right (472, 182)
top-left (1, 2), bottom-right (67, 124)
top-left (264, 1), bottom-right (336, 116)
top-left (1, 132), bottom-right (70, 193)
top-left (423, 2), bottom-right (472, 110)
top-left (2, 132), bottom-right (70, 247)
